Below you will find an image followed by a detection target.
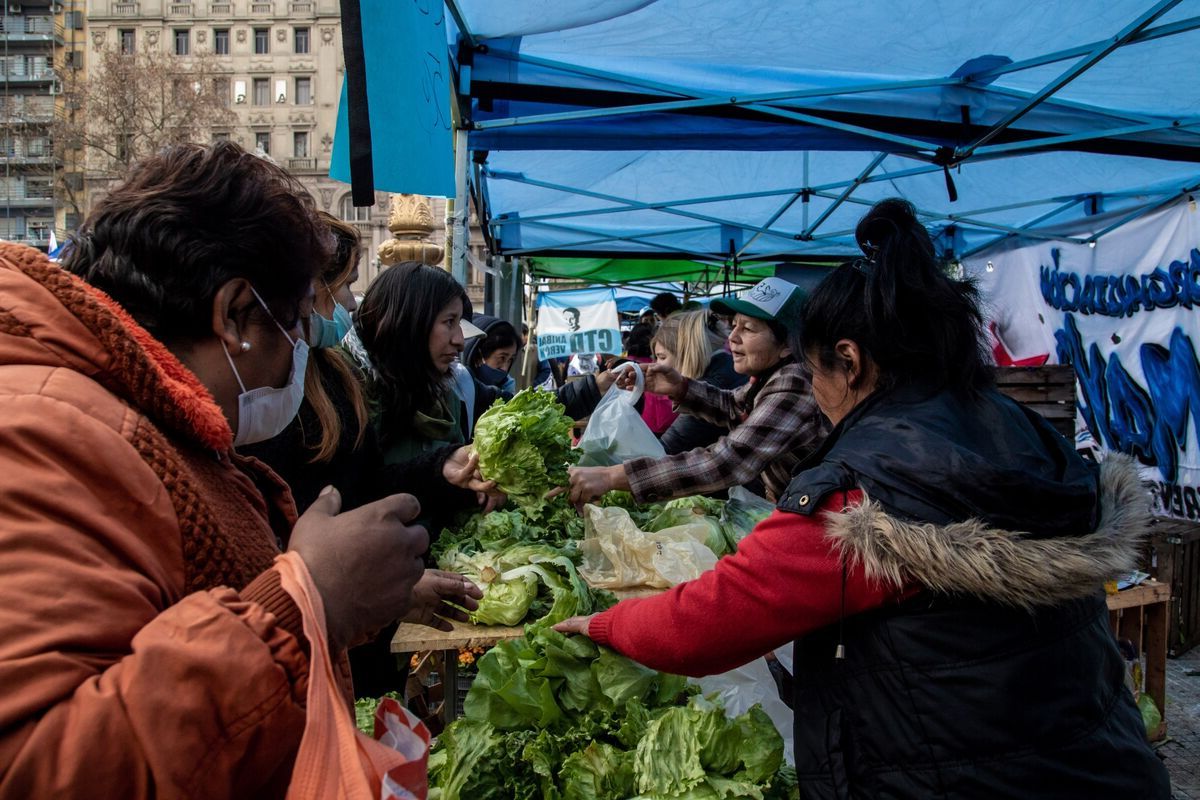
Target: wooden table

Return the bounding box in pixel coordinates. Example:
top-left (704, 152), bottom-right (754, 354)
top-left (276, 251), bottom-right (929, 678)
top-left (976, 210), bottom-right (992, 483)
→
top-left (392, 587), bottom-right (661, 721)
top-left (1106, 580), bottom-right (1170, 741)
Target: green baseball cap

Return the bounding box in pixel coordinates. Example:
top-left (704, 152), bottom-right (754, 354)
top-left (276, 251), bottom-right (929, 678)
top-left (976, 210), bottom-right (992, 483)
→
top-left (710, 277), bottom-right (805, 331)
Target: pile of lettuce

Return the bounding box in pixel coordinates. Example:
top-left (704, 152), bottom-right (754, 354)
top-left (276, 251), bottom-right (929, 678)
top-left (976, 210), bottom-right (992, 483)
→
top-left (437, 542), bottom-right (614, 628)
top-left (429, 627), bottom-right (796, 800)
top-left (623, 492), bottom-right (775, 559)
top-left (474, 389), bottom-right (579, 515)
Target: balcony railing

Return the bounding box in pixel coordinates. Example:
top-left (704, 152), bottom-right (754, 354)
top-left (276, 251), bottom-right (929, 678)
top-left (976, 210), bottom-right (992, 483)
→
top-left (113, 2), bottom-right (140, 16)
top-left (0, 66), bottom-right (57, 81)
top-left (168, 3), bottom-right (194, 15)
top-left (250, 1), bottom-right (272, 13)
top-left (287, 157), bottom-right (315, 171)
top-left (209, 1), bottom-right (232, 13)
top-left (0, 16), bottom-right (65, 41)
top-left (289, 1), bottom-right (313, 13)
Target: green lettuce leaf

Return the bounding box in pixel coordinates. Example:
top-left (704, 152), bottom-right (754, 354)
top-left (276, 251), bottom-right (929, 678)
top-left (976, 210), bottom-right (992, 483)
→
top-left (427, 718), bottom-right (499, 800)
top-left (474, 389), bottom-right (579, 515)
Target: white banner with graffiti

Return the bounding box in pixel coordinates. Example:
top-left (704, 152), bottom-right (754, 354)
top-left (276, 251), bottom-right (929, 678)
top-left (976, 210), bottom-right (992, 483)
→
top-left (966, 197), bottom-right (1200, 521)
top-left (535, 287), bottom-right (622, 360)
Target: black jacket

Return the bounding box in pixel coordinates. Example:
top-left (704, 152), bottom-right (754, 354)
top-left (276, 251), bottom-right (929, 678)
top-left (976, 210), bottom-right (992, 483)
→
top-left (660, 351), bottom-right (746, 455)
top-left (775, 384), bottom-right (1168, 799)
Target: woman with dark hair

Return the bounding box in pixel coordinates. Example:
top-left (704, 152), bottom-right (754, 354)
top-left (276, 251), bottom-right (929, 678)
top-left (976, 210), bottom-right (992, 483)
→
top-left (240, 217), bottom-right (487, 698)
top-left (567, 276), bottom-right (827, 504)
top-left (464, 314), bottom-right (520, 396)
top-left (354, 261), bottom-right (500, 471)
top-left (0, 142), bottom-right (474, 797)
top-left (557, 198), bottom-right (1168, 799)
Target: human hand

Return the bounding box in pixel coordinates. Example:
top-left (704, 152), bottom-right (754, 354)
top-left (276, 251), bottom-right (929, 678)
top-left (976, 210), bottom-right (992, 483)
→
top-left (444, 446), bottom-right (499, 494)
top-left (641, 363), bottom-right (686, 400)
top-left (476, 489), bottom-right (507, 513)
top-left (568, 464), bottom-right (625, 506)
top-left (402, 569), bottom-right (484, 631)
top-left (552, 614), bottom-right (596, 638)
top-left (289, 487), bottom-right (428, 652)
top-left (594, 369), bottom-right (616, 394)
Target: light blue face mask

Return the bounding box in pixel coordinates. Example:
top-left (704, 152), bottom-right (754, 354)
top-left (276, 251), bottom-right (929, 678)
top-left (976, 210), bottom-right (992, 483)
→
top-left (308, 301), bottom-right (353, 349)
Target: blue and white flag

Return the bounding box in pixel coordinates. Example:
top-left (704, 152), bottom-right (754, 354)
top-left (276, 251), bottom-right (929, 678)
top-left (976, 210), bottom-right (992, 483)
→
top-left (536, 287), bottom-right (621, 360)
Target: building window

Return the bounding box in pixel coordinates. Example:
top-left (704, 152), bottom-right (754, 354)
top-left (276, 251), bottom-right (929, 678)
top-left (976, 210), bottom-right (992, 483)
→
top-left (294, 27), bottom-right (310, 54)
top-left (26, 137), bottom-right (49, 157)
top-left (26, 178), bottom-right (53, 199)
top-left (339, 194), bottom-right (371, 222)
top-left (212, 131), bottom-right (230, 142)
top-left (252, 77), bottom-right (269, 105)
top-left (213, 77), bottom-right (230, 105)
top-left (255, 132), bottom-right (271, 155)
top-left (293, 131), bottom-right (309, 158)
top-left (119, 29), bottom-right (136, 54)
top-left (254, 27), bottom-right (270, 54)
top-left (294, 76), bottom-right (311, 105)
top-left (117, 133), bottom-right (133, 162)
top-left (174, 29), bottom-right (190, 56)
top-left (213, 28), bottom-right (229, 55)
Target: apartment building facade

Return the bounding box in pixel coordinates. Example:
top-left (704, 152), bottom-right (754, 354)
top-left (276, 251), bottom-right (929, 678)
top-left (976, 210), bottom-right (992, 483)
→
top-left (0, 1), bottom-right (85, 249)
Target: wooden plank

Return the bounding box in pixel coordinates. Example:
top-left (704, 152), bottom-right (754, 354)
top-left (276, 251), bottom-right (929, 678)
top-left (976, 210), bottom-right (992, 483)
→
top-left (1105, 580), bottom-right (1170, 611)
top-left (993, 366), bottom-right (1075, 386)
top-left (390, 586), bottom-right (664, 653)
top-left (1117, 606), bottom-right (1144, 657)
top-left (1144, 597), bottom-right (1169, 741)
top-left (997, 385), bottom-right (1076, 402)
top-left (391, 619), bottom-right (525, 653)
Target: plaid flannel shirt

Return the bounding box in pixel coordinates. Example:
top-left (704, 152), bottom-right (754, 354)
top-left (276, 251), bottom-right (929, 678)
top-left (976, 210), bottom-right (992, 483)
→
top-left (625, 361), bottom-right (828, 503)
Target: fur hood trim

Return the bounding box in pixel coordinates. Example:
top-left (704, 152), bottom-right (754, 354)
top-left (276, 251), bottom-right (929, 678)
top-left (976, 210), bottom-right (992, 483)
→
top-left (824, 454), bottom-right (1149, 609)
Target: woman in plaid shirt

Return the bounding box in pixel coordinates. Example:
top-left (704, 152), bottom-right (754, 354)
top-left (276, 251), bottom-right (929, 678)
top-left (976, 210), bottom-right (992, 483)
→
top-left (567, 277), bottom-right (828, 504)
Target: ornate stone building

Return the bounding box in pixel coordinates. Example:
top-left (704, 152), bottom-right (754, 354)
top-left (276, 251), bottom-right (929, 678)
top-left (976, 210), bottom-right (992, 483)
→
top-left (75, 0), bottom-right (486, 298)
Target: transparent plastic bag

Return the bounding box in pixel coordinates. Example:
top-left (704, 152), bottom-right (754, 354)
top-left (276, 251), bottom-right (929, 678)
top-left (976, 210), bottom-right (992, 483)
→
top-left (578, 504), bottom-right (717, 589)
top-left (575, 363), bottom-right (666, 467)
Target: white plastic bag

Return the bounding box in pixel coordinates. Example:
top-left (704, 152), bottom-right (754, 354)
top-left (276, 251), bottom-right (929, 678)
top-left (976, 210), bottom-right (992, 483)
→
top-left (575, 362), bottom-right (666, 466)
top-left (690, 659), bottom-right (796, 767)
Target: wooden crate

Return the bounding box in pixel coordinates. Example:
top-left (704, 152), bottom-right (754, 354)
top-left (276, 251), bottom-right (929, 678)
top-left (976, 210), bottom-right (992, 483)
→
top-left (1107, 581), bottom-right (1170, 741)
top-left (1145, 518), bottom-right (1200, 657)
top-left (993, 365), bottom-right (1076, 438)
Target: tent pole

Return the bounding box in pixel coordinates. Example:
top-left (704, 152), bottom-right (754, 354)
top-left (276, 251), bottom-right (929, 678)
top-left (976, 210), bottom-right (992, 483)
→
top-left (955, 0), bottom-right (1182, 161)
top-left (450, 127), bottom-right (469, 284)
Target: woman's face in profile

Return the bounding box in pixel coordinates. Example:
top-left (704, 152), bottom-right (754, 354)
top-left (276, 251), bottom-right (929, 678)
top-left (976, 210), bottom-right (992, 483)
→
top-left (653, 341), bottom-right (675, 370)
top-left (428, 297), bottom-right (466, 375)
top-left (727, 314), bottom-right (789, 376)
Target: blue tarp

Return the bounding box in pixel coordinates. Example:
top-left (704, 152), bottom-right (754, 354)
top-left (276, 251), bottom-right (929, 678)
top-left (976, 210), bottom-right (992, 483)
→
top-left (442, 0), bottom-right (1200, 261)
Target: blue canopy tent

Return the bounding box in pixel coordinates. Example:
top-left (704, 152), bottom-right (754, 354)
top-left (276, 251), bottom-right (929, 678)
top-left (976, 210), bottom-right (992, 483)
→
top-left (420, 0), bottom-right (1200, 271)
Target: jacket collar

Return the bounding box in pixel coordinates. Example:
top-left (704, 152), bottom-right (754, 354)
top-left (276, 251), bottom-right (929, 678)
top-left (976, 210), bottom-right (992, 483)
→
top-left (823, 454), bottom-right (1148, 609)
top-left (0, 244), bottom-right (233, 451)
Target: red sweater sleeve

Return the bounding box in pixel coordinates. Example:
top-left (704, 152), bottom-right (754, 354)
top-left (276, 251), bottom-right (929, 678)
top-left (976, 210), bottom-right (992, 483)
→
top-left (588, 491), bottom-right (905, 677)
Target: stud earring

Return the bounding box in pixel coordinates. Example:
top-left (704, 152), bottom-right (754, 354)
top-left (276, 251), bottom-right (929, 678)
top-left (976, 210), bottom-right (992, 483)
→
top-left (239, 341), bottom-right (252, 352)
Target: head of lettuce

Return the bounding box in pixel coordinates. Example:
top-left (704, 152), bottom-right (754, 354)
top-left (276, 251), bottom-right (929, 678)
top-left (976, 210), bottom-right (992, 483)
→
top-left (473, 389), bottom-right (579, 515)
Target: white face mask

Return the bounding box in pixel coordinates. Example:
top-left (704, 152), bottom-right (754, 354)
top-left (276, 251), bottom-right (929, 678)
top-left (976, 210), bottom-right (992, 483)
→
top-left (223, 287), bottom-right (309, 446)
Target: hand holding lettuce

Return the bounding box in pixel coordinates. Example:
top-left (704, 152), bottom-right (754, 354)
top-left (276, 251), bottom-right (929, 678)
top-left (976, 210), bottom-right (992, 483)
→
top-left (473, 389), bottom-right (579, 515)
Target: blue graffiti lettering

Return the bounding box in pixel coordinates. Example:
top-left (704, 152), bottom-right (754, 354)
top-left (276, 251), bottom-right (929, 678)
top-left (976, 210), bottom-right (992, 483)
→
top-left (1142, 327), bottom-right (1200, 481)
top-left (1040, 248), bottom-right (1200, 318)
top-left (1056, 314), bottom-right (1200, 482)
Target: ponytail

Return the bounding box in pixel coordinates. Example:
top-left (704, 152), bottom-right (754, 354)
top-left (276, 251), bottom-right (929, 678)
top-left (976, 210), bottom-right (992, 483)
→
top-left (799, 197), bottom-right (991, 394)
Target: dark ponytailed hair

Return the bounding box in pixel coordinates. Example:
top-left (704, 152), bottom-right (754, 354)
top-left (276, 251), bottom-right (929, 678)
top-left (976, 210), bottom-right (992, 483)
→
top-left (799, 197), bottom-right (991, 394)
top-left (354, 261), bottom-right (472, 446)
top-left (304, 212), bottom-right (367, 463)
top-left (64, 141), bottom-right (329, 344)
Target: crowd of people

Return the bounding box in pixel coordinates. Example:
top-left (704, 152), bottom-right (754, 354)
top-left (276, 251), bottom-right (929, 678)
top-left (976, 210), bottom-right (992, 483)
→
top-left (0, 142), bottom-right (1168, 798)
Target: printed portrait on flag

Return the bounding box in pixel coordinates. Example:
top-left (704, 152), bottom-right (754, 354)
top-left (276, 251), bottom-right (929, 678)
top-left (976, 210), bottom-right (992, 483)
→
top-left (535, 288), bottom-right (622, 360)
